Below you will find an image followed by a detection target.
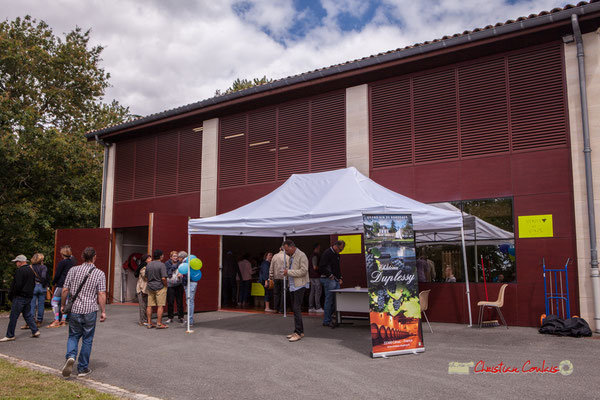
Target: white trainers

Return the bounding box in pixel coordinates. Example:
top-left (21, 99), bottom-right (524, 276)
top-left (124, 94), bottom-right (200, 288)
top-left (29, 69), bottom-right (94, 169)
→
top-left (0, 336), bottom-right (16, 342)
top-left (308, 308), bottom-right (316, 312)
top-left (62, 357), bottom-right (75, 377)
top-left (315, 308), bottom-right (324, 313)
top-left (165, 319), bottom-right (172, 324)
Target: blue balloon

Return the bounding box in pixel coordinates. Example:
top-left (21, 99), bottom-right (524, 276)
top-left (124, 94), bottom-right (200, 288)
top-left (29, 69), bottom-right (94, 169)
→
top-left (190, 268), bottom-right (202, 282)
top-left (508, 245), bottom-right (516, 257)
top-left (178, 263), bottom-right (189, 275)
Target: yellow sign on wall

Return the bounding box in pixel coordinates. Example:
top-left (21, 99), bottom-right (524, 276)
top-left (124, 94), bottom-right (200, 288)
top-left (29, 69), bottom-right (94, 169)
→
top-left (518, 214), bottom-right (553, 238)
top-left (338, 234), bottom-right (362, 254)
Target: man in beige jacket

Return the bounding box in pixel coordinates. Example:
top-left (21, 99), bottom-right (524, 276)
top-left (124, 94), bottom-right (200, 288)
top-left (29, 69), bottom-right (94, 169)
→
top-left (282, 240), bottom-right (309, 342)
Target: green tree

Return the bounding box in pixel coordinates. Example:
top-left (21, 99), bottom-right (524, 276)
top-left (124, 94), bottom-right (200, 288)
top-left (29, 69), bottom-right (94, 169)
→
top-left (0, 16), bottom-right (131, 291)
top-left (214, 75), bottom-right (273, 96)
top-left (372, 221), bottom-right (380, 234)
top-left (389, 220), bottom-right (397, 234)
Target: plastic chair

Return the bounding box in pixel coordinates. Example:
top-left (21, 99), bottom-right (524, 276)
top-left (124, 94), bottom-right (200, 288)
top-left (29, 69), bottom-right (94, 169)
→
top-left (477, 284), bottom-right (509, 329)
top-left (419, 290), bottom-right (433, 333)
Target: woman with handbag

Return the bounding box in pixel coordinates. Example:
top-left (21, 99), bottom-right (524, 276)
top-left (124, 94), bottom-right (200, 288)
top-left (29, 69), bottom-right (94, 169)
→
top-left (259, 253), bottom-right (274, 312)
top-left (47, 245), bottom-right (76, 328)
top-left (23, 253), bottom-right (48, 328)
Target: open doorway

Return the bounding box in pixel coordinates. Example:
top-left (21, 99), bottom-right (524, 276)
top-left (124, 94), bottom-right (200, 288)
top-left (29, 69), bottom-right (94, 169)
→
top-left (222, 235), bottom-right (331, 312)
top-left (114, 226), bottom-right (148, 303)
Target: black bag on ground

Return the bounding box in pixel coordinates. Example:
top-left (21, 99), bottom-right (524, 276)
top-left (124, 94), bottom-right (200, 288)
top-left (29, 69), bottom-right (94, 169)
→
top-left (539, 314), bottom-right (592, 337)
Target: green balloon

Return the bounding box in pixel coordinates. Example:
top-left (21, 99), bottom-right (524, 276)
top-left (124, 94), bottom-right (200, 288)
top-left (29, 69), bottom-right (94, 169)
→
top-left (190, 258), bottom-right (202, 270)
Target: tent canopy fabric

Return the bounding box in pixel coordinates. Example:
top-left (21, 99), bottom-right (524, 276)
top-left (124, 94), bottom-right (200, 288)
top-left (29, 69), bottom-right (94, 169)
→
top-left (188, 167), bottom-right (464, 237)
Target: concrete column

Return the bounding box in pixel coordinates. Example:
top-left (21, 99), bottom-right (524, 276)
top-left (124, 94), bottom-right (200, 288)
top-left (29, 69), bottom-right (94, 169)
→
top-left (346, 84), bottom-right (370, 176)
top-left (103, 144), bottom-right (116, 228)
top-left (200, 118), bottom-right (219, 217)
top-left (565, 29), bottom-right (600, 331)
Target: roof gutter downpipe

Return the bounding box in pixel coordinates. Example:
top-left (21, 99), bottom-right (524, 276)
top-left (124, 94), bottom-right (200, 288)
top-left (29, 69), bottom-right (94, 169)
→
top-left (571, 14), bottom-right (600, 333)
top-left (95, 134), bottom-right (110, 228)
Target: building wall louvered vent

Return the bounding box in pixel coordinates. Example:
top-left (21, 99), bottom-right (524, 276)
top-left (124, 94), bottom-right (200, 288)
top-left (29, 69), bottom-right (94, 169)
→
top-left (248, 107), bottom-right (277, 184)
top-left (219, 114), bottom-right (247, 188)
top-left (114, 140), bottom-right (135, 202)
top-left (278, 100), bottom-right (310, 181)
top-left (113, 125), bottom-right (203, 202)
top-left (371, 78), bottom-right (412, 168)
top-left (509, 44), bottom-right (567, 151)
top-left (310, 92), bottom-right (346, 172)
top-left (134, 136), bottom-right (156, 199)
top-left (413, 69), bottom-right (458, 163)
top-left (155, 130), bottom-right (179, 197)
top-left (459, 58), bottom-right (509, 157)
top-left (370, 43), bottom-right (567, 170)
top-left (218, 91), bottom-right (346, 188)
top-left (177, 127), bottom-right (202, 193)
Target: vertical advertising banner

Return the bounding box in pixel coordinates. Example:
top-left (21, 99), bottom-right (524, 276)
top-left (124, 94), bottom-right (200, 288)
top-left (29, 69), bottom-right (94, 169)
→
top-left (363, 213), bottom-right (424, 358)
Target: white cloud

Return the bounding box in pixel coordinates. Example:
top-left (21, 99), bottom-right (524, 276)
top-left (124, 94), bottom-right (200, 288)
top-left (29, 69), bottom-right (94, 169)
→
top-left (1, 0), bottom-right (571, 117)
top-left (232, 0), bottom-right (297, 39)
top-left (321, 0), bottom-right (371, 20)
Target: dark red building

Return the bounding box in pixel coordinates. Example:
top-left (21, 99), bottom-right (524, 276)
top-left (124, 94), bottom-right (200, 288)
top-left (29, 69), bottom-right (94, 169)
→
top-left (70, 2), bottom-right (600, 328)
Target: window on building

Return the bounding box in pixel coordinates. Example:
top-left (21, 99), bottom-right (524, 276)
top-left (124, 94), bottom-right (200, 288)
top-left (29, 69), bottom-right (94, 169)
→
top-left (417, 197), bottom-right (516, 284)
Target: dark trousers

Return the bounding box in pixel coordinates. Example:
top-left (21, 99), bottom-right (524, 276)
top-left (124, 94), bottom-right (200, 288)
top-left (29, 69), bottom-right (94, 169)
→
top-left (222, 276), bottom-right (237, 306)
top-left (291, 287), bottom-right (306, 334)
top-left (238, 280), bottom-right (251, 304)
top-left (6, 296), bottom-right (38, 338)
top-left (273, 279), bottom-right (286, 312)
top-left (167, 285), bottom-right (184, 319)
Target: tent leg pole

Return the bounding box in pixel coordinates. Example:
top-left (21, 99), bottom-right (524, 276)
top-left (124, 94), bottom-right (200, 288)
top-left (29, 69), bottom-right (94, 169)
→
top-left (218, 236), bottom-right (222, 310)
top-left (187, 232), bottom-right (193, 333)
top-left (283, 234), bottom-right (287, 318)
top-left (461, 226), bottom-right (473, 327)
top-left (474, 230), bottom-right (478, 283)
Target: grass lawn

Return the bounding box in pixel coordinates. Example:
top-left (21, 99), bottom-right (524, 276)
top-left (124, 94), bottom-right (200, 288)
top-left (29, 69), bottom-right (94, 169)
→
top-left (0, 358), bottom-right (118, 399)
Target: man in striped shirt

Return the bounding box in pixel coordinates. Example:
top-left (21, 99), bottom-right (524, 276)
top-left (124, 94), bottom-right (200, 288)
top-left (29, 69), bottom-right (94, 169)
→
top-left (60, 247), bottom-right (106, 378)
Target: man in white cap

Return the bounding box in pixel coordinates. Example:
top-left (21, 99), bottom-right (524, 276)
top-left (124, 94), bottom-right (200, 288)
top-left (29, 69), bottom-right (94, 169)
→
top-left (0, 255), bottom-right (40, 342)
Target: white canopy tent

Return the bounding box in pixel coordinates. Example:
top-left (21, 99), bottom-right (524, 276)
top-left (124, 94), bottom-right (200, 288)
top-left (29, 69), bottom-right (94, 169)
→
top-left (186, 167), bottom-right (474, 329)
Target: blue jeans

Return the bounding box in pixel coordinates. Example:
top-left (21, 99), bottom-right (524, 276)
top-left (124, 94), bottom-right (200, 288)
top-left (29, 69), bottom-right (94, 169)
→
top-left (66, 312), bottom-right (97, 372)
top-left (184, 281), bottom-right (198, 325)
top-left (6, 296), bottom-right (38, 338)
top-left (31, 284), bottom-right (46, 322)
top-left (320, 278), bottom-right (340, 325)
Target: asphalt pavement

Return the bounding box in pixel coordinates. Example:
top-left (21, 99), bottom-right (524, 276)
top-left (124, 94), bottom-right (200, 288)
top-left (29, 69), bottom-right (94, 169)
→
top-left (0, 305), bottom-right (599, 400)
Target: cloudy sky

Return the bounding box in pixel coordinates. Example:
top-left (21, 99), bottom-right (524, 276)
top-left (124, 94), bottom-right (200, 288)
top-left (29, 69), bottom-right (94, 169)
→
top-left (3, 0), bottom-right (571, 117)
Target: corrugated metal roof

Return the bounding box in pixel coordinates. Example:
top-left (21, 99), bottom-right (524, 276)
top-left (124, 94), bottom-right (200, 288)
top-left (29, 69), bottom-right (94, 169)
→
top-left (87, 0), bottom-right (600, 139)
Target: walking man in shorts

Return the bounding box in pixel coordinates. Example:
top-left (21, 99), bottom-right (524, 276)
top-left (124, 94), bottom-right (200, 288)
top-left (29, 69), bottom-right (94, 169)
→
top-left (146, 249), bottom-right (168, 329)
